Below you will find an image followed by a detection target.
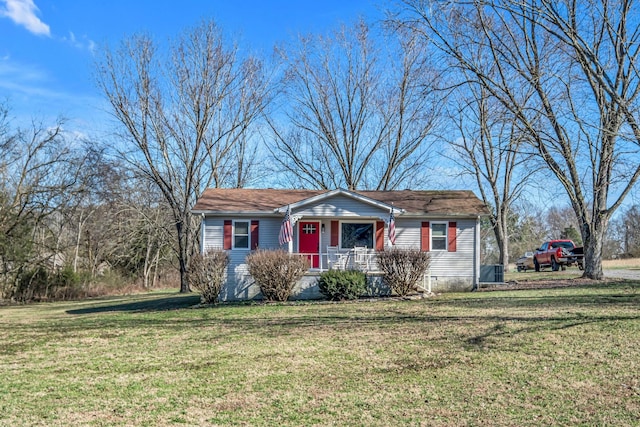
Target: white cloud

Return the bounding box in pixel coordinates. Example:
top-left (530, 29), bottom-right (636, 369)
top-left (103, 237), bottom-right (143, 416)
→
top-left (0, 0), bottom-right (50, 36)
top-left (61, 31), bottom-right (97, 54)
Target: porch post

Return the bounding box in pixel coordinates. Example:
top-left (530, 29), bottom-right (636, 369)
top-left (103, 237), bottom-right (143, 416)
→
top-left (475, 216), bottom-right (481, 289)
top-left (288, 214), bottom-right (302, 255)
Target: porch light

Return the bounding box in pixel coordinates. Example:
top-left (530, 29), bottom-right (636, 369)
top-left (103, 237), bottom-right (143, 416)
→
top-left (321, 223), bottom-right (325, 233)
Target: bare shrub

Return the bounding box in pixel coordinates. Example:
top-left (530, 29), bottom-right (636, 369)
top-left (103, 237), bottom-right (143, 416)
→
top-left (377, 249), bottom-right (430, 296)
top-left (187, 250), bottom-right (229, 304)
top-left (246, 250), bottom-right (309, 301)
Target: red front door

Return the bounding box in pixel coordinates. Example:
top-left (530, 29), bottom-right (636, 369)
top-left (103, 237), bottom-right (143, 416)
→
top-left (298, 221), bottom-right (320, 268)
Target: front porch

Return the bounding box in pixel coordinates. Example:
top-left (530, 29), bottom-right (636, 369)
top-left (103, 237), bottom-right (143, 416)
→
top-left (283, 213), bottom-right (392, 272)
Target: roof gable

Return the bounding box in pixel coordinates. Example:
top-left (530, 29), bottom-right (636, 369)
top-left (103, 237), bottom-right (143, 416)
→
top-left (273, 188), bottom-right (402, 214)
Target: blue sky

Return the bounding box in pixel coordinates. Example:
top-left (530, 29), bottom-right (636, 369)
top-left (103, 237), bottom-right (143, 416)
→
top-left (0, 0), bottom-right (381, 134)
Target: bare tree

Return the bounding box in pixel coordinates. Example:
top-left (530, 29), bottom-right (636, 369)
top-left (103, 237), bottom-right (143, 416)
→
top-left (446, 82), bottom-right (535, 269)
top-left (66, 149), bottom-right (176, 287)
top-left (397, 0), bottom-right (640, 279)
top-left (546, 206), bottom-right (581, 242)
top-left (96, 20), bottom-right (272, 292)
top-left (509, 202), bottom-right (550, 260)
top-left (0, 103), bottom-right (86, 296)
top-left (270, 20), bottom-right (440, 190)
top-left (613, 205), bottom-right (640, 257)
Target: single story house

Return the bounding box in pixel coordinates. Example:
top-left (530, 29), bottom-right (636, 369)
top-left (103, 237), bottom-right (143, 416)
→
top-left (192, 188), bottom-right (489, 301)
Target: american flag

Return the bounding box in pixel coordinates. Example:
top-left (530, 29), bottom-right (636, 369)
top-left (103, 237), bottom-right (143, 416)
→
top-left (388, 210), bottom-right (396, 245)
top-left (279, 205), bottom-right (293, 245)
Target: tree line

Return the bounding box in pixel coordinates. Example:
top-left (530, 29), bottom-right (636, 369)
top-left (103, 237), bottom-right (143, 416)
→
top-left (3, 1), bottom-right (640, 299)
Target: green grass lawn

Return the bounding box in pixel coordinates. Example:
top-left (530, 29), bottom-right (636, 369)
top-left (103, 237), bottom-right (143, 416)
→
top-left (1, 284), bottom-right (639, 426)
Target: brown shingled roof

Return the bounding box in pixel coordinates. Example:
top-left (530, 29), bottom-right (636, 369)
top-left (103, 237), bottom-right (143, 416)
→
top-left (359, 190), bottom-right (489, 216)
top-left (192, 188), bottom-right (488, 216)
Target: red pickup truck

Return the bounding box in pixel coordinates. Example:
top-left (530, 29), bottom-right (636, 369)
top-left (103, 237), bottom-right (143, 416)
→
top-left (534, 240), bottom-right (584, 272)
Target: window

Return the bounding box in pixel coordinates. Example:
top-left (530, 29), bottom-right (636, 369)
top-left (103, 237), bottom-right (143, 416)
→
top-left (302, 223), bottom-right (317, 234)
top-left (551, 241), bottom-right (573, 250)
top-left (233, 220), bottom-right (250, 249)
top-left (431, 222), bottom-right (447, 251)
top-left (341, 222), bottom-right (374, 249)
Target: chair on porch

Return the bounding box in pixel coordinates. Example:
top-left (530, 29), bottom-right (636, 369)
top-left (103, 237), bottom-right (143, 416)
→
top-left (327, 246), bottom-right (345, 270)
top-left (353, 246), bottom-right (368, 270)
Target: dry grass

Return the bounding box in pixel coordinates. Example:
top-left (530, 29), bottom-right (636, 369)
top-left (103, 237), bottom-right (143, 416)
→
top-left (603, 257), bottom-right (640, 269)
top-left (0, 284), bottom-right (638, 426)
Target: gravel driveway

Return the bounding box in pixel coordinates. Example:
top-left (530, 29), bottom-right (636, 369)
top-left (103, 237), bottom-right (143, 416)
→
top-left (603, 269), bottom-right (640, 281)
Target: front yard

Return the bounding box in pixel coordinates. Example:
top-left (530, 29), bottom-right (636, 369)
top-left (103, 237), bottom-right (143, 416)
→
top-left (0, 281), bottom-right (638, 426)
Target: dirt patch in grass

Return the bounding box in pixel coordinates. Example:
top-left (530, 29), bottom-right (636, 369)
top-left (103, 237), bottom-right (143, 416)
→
top-left (481, 277), bottom-right (627, 291)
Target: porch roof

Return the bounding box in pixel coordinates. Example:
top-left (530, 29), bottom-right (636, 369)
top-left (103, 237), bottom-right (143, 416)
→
top-left (192, 188), bottom-right (489, 217)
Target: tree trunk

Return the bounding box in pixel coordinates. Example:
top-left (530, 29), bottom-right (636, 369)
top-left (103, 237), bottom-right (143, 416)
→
top-left (152, 249), bottom-right (160, 288)
top-left (176, 220), bottom-right (191, 293)
top-left (494, 212), bottom-right (509, 272)
top-left (494, 229), bottom-right (508, 271)
top-left (179, 257), bottom-right (189, 293)
top-left (499, 241), bottom-right (509, 273)
top-left (74, 210), bottom-right (83, 273)
top-left (143, 241), bottom-right (152, 289)
top-left (582, 218), bottom-right (606, 280)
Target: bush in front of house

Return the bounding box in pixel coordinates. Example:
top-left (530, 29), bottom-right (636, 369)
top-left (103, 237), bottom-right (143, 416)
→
top-left (376, 249), bottom-right (431, 296)
top-left (246, 250), bottom-right (309, 302)
top-left (318, 269), bottom-right (367, 301)
top-left (187, 250), bottom-right (229, 304)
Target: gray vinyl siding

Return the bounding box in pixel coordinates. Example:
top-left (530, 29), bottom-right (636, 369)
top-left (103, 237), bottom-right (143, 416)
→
top-left (203, 215), bottom-right (291, 300)
top-left (396, 220), bottom-right (476, 276)
top-left (296, 194), bottom-right (390, 218)
top-left (427, 219), bottom-right (476, 291)
top-left (394, 218), bottom-right (476, 290)
top-left (202, 216), bottom-right (283, 251)
top-left (393, 218), bottom-right (422, 249)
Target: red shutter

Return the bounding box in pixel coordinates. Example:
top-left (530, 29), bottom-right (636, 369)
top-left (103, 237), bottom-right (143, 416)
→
top-left (223, 220), bottom-right (232, 250)
top-left (251, 220), bottom-right (259, 250)
top-left (375, 221), bottom-right (384, 251)
top-left (331, 220), bottom-right (339, 246)
top-left (448, 221), bottom-right (457, 252)
top-left (421, 222), bottom-right (430, 252)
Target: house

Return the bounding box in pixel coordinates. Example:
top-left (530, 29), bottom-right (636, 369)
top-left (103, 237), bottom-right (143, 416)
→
top-left (192, 188), bottom-right (489, 301)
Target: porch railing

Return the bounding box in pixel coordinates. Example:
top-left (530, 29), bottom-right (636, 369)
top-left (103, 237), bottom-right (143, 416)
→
top-left (294, 250), bottom-right (432, 292)
top-left (296, 248), bottom-right (380, 272)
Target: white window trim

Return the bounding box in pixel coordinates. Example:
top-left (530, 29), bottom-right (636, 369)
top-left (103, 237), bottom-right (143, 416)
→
top-left (232, 219), bottom-right (251, 250)
top-left (339, 220), bottom-right (376, 250)
top-left (431, 221), bottom-right (448, 252)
